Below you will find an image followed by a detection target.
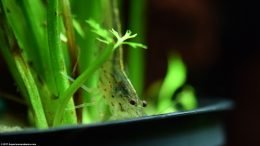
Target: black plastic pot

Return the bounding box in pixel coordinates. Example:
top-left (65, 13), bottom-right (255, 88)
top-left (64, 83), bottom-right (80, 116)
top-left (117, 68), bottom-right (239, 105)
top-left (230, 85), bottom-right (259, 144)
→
top-left (0, 98), bottom-right (233, 146)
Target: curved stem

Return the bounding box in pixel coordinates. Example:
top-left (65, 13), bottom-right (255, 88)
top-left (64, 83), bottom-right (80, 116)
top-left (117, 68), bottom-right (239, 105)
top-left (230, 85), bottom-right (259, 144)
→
top-left (14, 52), bottom-right (48, 128)
top-left (47, 0), bottom-right (77, 125)
top-left (53, 44), bottom-right (114, 126)
top-left (60, 0), bottom-right (78, 76)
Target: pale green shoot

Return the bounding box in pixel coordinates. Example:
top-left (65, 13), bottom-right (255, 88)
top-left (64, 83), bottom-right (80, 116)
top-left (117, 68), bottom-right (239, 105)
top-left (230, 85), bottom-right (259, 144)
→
top-left (86, 19), bottom-right (147, 50)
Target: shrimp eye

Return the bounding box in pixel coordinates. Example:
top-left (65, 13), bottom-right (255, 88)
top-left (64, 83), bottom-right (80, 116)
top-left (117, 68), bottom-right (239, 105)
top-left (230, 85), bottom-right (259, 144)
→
top-left (129, 99), bottom-right (137, 106)
top-left (142, 100), bottom-right (147, 107)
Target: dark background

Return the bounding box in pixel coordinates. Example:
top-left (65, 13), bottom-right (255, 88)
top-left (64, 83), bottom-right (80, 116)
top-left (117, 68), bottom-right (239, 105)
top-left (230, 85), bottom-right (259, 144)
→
top-left (145, 0), bottom-right (260, 146)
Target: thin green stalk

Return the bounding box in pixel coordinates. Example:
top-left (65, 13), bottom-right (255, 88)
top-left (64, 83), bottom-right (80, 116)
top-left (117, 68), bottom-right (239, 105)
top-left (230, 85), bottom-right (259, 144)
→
top-left (1, 0), bottom-right (38, 65)
top-left (47, 0), bottom-right (77, 125)
top-left (20, 0), bottom-right (57, 97)
top-left (13, 51), bottom-right (48, 128)
top-left (71, 0), bottom-right (102, 72)
top-left (60, 0), bottom-right (82, 123)
top-left (0, 28), bottom-right (28, 105)
top-left (47, 0), bottom-right (64, 96)
top-left (128, 0), bottom-right (147, 95)
top-left (60, 0), bottom-right (78, 76)
top-left (71, 0), bottom-right (103, 123)
top-left (0, 1), bottom-right (31, 118)
top-left (19, 0), bottom-right (63, 125)
top-left (111, 0), bottom-right (122, 34)
top-left (53, 43), bottom-right (114, 126)
top-left (20, 0), bottom-right (46, 75)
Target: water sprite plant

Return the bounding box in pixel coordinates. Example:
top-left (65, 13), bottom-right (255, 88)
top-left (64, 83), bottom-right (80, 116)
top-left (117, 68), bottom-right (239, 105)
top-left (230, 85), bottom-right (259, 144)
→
top-left (0, 0), bottom-right (146, 128)
top-left (0, 0), bottom-right (197, 130)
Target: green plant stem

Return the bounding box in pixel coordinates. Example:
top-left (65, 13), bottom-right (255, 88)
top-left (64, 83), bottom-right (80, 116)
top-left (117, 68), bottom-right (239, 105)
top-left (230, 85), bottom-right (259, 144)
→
top-left (0, 16), bottom-right (27, 102)
top-left (60, 0), bottom-right (78, 76)
top-left (13, 51), bottom-right (48, 128)
top-left (47, 0), bottom-right (77, 125)
top-left (20, 0), bottom-right (46, 75)
top-left (60, 0), bottom-right (83, 123)
top-left (1, 3), bottom-right (43, 126)
top-left (47, 0), bottom-right (64, 96)
top-left (111, 0), bottom-right (122, 34)
top-left (53, 43), bottom-right (114, 126)
top-left (71, 0), bottom-right (103, 123)
top-left (20, 0), bottom-right (56, 96)
top-left (128, 0), bottom-right (147, 95)
top-left (1, 0), bottom-right (38, 66)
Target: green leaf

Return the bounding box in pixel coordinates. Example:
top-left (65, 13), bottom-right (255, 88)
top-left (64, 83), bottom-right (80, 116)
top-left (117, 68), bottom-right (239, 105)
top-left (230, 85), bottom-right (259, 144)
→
top-left (157, 53), bottom-right (187, 113)
top-left (73, 19), bottom-right (85, 37)
top-left (176, 85), bottom-right (197, 110)
top-left (110, 28), bottom-right (120, 39)
top-left (86, 19), bottom-right (112, 42)
top-left (122, 42), bottom-right (147, 49)
top-left (122, 30), bottom-right (137, 40)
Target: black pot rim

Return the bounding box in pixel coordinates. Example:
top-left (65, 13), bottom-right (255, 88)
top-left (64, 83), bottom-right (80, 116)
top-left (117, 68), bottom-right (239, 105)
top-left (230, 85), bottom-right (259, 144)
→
top-left (0, 97), bottom-right (234, 136)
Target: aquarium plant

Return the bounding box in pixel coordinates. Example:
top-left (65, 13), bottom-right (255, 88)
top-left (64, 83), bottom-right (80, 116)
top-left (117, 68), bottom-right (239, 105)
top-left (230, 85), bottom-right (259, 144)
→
top-left (0, 0), bottom-right (197, 130)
